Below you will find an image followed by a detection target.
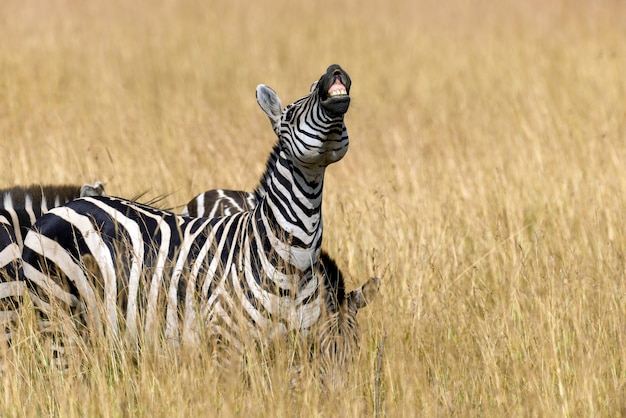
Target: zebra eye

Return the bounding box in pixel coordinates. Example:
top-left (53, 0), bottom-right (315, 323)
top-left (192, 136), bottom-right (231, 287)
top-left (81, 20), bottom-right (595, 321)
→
top-left (285, 106), bottom-right (295, 121)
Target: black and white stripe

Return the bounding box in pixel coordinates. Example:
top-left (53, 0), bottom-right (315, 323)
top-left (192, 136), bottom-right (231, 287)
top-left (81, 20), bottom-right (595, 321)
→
top-left (21, 65), bottom-right (376, 378)
top-left (0, 182), bottom-right (105, 340)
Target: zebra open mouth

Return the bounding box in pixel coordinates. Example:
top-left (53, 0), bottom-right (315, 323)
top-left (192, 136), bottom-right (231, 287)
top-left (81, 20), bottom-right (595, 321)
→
top-left (319, 64), bottom-right (351, 117)
top-left (328, 82), bottom-right (348, 98)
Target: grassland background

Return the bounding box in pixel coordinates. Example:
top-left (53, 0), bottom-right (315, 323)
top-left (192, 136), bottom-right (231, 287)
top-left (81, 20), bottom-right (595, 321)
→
top-left (1, 0), bottom-right (626, 416)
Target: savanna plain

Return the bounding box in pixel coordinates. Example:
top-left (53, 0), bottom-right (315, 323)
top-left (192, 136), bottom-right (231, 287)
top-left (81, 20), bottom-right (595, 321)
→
top-left (1, 0), bottom-right (626, 416)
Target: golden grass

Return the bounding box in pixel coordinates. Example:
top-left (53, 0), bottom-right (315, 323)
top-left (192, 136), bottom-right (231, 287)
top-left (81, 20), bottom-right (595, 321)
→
top-left (2, 0), bottom-right (626, 415)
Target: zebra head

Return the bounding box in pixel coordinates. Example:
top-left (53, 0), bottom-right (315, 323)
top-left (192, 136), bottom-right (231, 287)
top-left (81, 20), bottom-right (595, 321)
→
top-left (256, 64), bottom-right (351, 168)
top-left (317, 276), bottom-right (381, 390)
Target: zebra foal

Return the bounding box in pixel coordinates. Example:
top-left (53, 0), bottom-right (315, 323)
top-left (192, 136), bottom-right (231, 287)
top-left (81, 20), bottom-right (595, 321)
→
top-left (21, 65), bottom-right (377, 382)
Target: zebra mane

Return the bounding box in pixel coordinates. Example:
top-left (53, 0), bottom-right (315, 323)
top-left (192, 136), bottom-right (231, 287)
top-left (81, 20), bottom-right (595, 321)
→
top-left (253, 142), bottom-right (281, 202)
top-left (126, 189), bottom-right (175, 211)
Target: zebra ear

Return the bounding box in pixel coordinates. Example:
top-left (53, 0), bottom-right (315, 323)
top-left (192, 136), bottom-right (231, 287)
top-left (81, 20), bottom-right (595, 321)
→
top-left (80, 182), bottom-right (105, 197)
top-left (347, 276), bottom-right (381, 311)
top-left (256, 84), bottom-right (282, 132)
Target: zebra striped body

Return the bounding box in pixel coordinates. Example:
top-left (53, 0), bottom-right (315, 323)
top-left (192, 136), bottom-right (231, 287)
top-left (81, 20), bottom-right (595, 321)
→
top-left (21, 65), bottom-right (373, 378)
top-left (1, 182), bottom-right (105, 339)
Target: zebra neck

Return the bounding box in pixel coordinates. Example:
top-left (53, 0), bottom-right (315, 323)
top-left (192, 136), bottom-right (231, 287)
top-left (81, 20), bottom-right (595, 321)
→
top-left (256, 148), bottom-right (325, 272)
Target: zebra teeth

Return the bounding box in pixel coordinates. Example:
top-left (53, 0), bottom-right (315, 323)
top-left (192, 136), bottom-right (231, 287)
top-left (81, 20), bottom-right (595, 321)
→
top-left (328, 88), bottom-right (348, 98)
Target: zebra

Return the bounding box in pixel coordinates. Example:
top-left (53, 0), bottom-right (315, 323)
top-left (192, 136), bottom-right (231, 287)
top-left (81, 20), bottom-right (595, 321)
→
top-left (20, 65), bottom-right (378, 382)
top-left (1, 182), bottom-right (105, 341)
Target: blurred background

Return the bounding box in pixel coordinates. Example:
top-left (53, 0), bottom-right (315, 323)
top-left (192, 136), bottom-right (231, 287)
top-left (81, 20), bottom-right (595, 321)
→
top-left (1, 0), bottom-right (626, 415)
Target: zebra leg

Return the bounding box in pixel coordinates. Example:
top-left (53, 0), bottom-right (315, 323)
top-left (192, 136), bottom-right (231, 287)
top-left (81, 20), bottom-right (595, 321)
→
top-left (21, 227), bottom-right (103, 373)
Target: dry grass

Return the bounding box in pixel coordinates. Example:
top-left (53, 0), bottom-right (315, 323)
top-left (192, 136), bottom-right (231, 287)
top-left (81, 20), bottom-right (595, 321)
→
top-left (2, 0), bottom-right (626, 416)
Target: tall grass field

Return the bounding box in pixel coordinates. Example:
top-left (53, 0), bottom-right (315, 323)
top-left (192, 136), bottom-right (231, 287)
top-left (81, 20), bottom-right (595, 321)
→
top-left (1, 0), bottom-right (626, 416)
